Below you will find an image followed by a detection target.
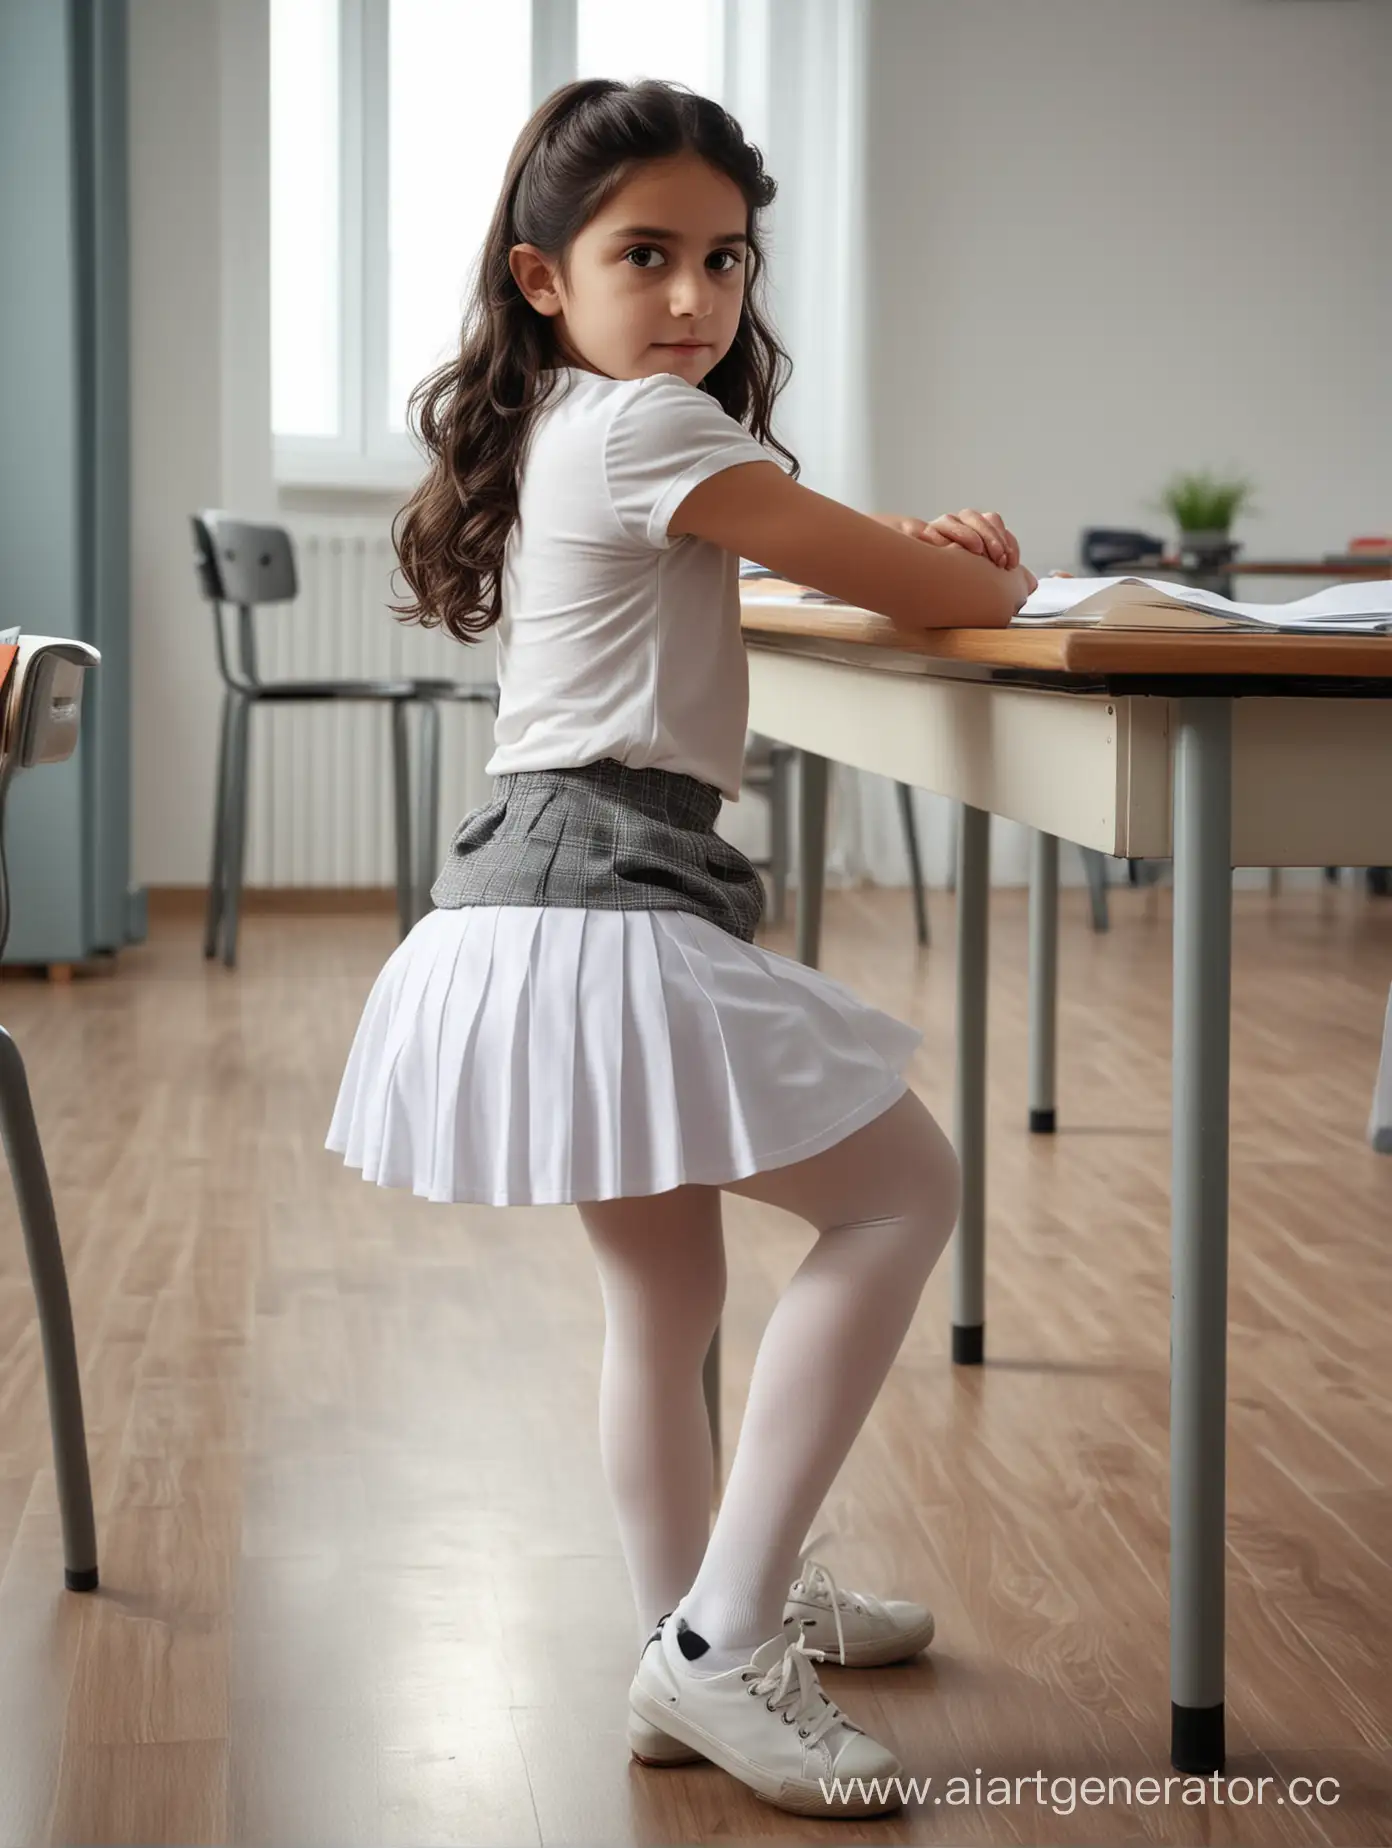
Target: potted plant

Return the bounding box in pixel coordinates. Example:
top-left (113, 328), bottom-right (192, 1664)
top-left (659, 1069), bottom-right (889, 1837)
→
top-left (1156, 470), bottom-right (1256, 570)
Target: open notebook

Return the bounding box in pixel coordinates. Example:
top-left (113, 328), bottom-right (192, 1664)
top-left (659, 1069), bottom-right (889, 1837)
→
top-left (739, 565), bottom-right (1392, 634)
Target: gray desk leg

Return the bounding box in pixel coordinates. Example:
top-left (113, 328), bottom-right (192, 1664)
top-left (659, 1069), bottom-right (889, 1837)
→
top-left (1170, 698), bottom-right (1232, 1775)
top-left (952, 804), bottom-right (990, 1364)
top-left (796, 751), bottom-right (829, 969)
top-left (1028, 830), bottom-right (1059, 1134)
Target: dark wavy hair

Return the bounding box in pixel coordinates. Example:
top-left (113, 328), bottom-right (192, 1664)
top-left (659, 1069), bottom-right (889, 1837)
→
top-left (390, 78), bottom-right (798, 644)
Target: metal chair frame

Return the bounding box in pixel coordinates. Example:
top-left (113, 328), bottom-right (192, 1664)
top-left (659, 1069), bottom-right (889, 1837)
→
top-left (0, 637), bottom-right (102, 1591)
top-left (192, 513), bottom-right (499, 965)
top-left (743, 736), bottom-right (931, 944)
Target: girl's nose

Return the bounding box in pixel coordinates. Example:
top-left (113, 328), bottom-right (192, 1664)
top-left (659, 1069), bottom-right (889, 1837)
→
top-left (669, 268), bottom-right (714, 318)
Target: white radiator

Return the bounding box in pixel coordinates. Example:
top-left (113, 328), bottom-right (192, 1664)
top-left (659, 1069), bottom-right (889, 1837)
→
top-left (242, 518), bottom-right (498, 887)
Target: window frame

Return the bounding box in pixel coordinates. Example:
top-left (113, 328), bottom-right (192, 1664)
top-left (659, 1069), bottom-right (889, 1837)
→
top-left (272, 0), bottom-right (734, 492)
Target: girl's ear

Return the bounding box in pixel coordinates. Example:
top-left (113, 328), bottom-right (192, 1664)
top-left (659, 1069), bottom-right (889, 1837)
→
top-left (509, 244), bottom-right (563, 317)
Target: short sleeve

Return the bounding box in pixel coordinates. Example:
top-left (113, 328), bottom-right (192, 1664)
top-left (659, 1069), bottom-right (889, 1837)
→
top-left (603, 375), bottom-right (774, 550)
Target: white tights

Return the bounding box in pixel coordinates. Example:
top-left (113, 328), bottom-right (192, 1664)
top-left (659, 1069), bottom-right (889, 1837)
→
top-left (576, 1087), bottom-right (960, 1657)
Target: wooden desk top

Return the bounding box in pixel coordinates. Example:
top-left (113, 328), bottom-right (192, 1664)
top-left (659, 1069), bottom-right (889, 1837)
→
top-left (739, 585), bottom-right (1392, 683)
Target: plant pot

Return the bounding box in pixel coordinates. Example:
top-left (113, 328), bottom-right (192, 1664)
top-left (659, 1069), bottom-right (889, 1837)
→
top-left (1178, 529), bottom-right (1240, 571)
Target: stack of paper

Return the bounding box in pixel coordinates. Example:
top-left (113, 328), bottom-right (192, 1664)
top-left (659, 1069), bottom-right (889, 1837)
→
top-left (1015, 576), bottom-right (1392, 633)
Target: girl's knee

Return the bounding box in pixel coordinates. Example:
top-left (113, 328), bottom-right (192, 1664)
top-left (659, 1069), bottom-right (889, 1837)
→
top-left (868, 1090), bottom-right (961, 1231)
top-left (918, 1108), bottom-right (962, 1232)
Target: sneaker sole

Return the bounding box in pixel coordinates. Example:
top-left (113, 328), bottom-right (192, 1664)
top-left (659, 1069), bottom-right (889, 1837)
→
top-left (627, 1684), bottom-right (901, 1819)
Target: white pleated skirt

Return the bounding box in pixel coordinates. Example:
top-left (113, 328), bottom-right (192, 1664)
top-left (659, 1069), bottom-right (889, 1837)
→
top-left (325, 906), bottom-right (923, 1206)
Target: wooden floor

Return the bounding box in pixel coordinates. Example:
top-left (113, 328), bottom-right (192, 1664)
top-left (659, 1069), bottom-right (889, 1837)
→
top-left (0, 885), bottom-right (1388, 1845)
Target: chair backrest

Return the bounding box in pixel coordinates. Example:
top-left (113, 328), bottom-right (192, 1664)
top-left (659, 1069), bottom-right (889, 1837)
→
top-left (191, 511), bottom-right (298, 691)
top-left (0, 636), bottom-right (102, 958)
top-left (191, 512), bottom-right (297, 606)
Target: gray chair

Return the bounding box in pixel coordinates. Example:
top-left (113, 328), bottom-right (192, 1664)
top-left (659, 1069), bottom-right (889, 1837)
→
top-left (743, 736), bottom-right (930, 944)
top-left (192, 513), bottom-right (499, 966)
top-left (0, 635), bottom-right (102, 1592)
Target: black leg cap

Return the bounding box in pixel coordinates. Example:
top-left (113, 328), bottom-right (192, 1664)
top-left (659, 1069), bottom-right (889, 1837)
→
top-left (1171, 1701), bottom-right (1224, 1774)
top-left (1028, 1107), bottom-right (1057, 1135)
top-left (952, 1324), bottom-right (984, 1366)
top-left (65, 1566), bottom-right (99, 1593)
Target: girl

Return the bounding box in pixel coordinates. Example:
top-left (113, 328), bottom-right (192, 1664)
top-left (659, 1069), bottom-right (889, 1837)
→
top-left (327, 78), bottom-right (1035, 1821)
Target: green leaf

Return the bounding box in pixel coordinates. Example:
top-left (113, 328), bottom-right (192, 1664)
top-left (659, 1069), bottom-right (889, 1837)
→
top-left (1154, 469), bottom-right (1257, 532)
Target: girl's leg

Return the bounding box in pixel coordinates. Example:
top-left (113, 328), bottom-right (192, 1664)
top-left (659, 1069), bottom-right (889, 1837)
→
top-left (576, 1184), bottom-right (726, 1649)
top-left (675, 1087), bottom-right (960, 1667)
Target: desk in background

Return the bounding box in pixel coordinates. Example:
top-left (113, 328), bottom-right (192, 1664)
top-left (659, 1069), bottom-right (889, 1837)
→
top-left (1152, 554), bottom-right (1392, 579)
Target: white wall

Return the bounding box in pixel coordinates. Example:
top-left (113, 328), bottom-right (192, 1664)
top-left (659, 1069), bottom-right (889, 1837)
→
top-left (846, 0), bottom-right (1391, 889)
top-left (129, 0), bottom-right (272, 888)
top-left (862, 0), bottom-right (1391, 569)
top-left (127, 0), bottom-right (1391, 888)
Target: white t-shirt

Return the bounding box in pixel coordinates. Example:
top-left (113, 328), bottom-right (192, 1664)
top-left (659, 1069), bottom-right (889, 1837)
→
top-left (483, 366), bottom-right (773, 801)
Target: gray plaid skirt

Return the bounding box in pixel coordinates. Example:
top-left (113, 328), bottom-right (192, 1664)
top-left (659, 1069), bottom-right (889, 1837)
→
top-left (430, 757), bottom-right (765, 943)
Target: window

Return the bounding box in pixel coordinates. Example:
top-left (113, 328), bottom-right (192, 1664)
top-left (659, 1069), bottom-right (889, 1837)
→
top-left (270, 0), bottom-right (340, 440)
top-left (271, 0), bottom-right (727, 488)
top-left (387, 0), bottom-right (533, 434)
top-left (576, 0), bottom-right (724, 96)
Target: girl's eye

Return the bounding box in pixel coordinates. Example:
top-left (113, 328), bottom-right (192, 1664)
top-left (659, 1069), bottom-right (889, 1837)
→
top-left (622, 247), bottom-right (743, 273)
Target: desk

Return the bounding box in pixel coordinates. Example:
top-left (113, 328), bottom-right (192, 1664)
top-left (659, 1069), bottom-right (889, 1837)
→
top-left (740, 587), bottom-right (1392, 1775)
top-left (1111, 554), bottom-right (1392, 605)
top-left (1145, 555), bottom-right (1392, 579)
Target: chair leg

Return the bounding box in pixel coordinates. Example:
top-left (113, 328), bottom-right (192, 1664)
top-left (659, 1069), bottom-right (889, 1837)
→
top-left (220, 697), bottom-right (252, 969)
top-left (414, 699), bottom-right (441, 926)
top-left (0, 1028), bottom-right (98, 1590)
top-left (796, 752), bottom-right (830, 969)
top-left (391, 700), bottom-right (413, 940)
top-left (1081, 846), bottom-right (1110, 932)
top-left (768, 747), bottom-right (792, 927)
top-left (203, 690), bottom-right (234, 960)
top-left (945, 802), bottom-right (960, 892)
top-left (1072, 850), bottom-right (1109, 938)
top-left (895, 781), bottom-right (930, 946)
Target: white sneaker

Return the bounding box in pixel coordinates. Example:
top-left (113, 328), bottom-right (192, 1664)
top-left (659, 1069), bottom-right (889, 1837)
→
top-left (628, 1613), bottom-right (903, 1818)
top-left (782, 1536), bottom-right (936, 1669)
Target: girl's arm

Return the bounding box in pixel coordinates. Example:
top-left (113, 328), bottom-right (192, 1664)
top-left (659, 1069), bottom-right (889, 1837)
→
top-left (669, 461), bottom-right (1034, 631)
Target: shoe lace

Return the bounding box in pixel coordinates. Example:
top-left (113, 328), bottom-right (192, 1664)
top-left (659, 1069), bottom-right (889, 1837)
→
top-left (743, 1633), bottom-right (850, 1748)
top-left (790, 1529), bottom-right (890, 1667)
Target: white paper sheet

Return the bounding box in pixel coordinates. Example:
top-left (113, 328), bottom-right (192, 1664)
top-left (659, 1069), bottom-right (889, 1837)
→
top-left (1017, 575), bottom-right (1392, 631)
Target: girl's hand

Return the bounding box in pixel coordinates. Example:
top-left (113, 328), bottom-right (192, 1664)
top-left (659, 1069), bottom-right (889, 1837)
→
top-left (872, 508), bottom-right (1020, 570)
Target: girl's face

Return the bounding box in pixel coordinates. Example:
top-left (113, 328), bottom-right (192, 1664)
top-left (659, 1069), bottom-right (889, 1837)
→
top-left (509, 152), bottom-right (749, 384)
